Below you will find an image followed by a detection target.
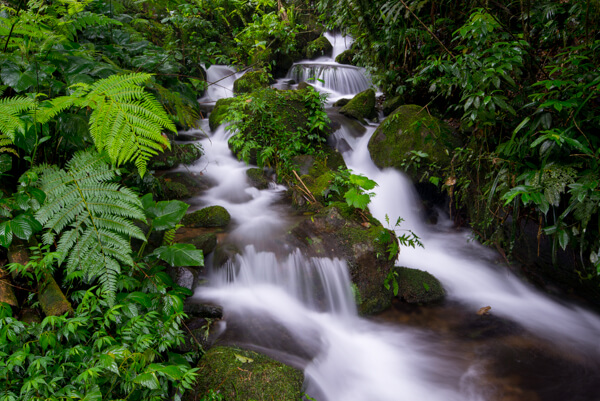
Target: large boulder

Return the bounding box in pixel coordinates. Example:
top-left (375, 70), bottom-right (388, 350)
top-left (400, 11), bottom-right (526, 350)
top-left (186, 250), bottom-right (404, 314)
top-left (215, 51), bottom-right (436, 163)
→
top-left (335, 49), bottom-right (357, 65)
top-left (382, 95), bottom-right (404, 116)
top-left (305, 36), bottom-right (333, 59)
top-left (339, 89), bottom-right (376, 124)
top-left (183, 206), bottom-right (231, 228)
top-left (394, 267), bottom-right (445, 304)
top-left (209, 97), bottom-right (235, 131)
top-left (368, 104), bottom-right (458, 183)
top-left (188, 346), bottom-right (304, 401)
top-left (233, 70), bottom-right (271, 94)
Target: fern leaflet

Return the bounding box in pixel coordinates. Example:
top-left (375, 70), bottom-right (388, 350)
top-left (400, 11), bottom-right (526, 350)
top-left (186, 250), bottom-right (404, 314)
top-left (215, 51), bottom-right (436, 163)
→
top-left (35, 150), bottom-right (146, 305)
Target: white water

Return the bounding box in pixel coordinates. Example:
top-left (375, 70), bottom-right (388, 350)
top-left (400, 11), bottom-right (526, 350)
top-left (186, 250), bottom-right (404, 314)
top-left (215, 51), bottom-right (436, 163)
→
top-left (189, 33), bottom-right (600, 400)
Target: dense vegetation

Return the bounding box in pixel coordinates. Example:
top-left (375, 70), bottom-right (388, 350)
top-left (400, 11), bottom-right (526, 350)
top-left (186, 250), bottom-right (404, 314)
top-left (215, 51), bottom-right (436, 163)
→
top-left (318, 0), bottom-right (600, 278)
top-left (1, 0), bottom-right (600, 399)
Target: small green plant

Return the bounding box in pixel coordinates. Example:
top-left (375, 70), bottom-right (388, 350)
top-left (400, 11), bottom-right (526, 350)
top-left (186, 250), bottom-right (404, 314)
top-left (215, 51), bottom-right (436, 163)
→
top-left (323, 167), bottom-right (378, 211)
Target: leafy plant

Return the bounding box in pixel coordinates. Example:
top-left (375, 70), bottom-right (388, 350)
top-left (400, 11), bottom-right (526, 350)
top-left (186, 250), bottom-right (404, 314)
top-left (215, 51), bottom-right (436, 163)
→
top-left (323, 167), bottom-right (378, 211)
top-left (35, 150), bottom-right (147, 305)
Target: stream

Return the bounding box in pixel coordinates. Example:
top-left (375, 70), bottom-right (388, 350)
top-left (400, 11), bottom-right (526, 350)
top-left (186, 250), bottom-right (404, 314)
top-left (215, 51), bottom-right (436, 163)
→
top-left (182, 34), bottom-right (600, 401)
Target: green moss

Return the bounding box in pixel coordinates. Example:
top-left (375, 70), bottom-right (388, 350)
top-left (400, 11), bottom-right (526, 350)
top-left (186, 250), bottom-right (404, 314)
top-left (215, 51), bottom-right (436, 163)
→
top-left (396, 266), bottom-right (445, 304)
top-left (305, 36), bottom-right (333, 59)
top-left (150, 143), bottom-right (203, 170)
top-left (209, 97), bottom-right (235, 131)
top-left (382, 95), bottom-right (404, 116)
top-left (340, 89), bottom-right (376, 124)
top-left (296, 81), bottom-right (313, 90)
top-left (368, 104), bottom-right (458, 182)
top-left (183, 206), bottom-right (231, 228)
top-left (233, 70), bottom-right (271, 94)
top-left (183, 233), bottom-right (218, 255)
top-left (191, 346), bottom-right (303, 401)
top-left (335, 49), bottom-right (357, 65)
top-left (0, 268), bottom-right (18, 307)
top-left (334, 98), bottom-right (351, 107)
top-left (159, 179), bottom-right (191, 200)
top-left (246, 168), bottom-right (270, 189)
top-left (38, 274), bottom-right (73, 317)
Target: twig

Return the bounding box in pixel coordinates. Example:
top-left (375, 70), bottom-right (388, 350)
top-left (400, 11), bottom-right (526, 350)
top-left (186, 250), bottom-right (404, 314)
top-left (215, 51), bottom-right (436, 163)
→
top-left (292, 170), bottom-right (317, 204)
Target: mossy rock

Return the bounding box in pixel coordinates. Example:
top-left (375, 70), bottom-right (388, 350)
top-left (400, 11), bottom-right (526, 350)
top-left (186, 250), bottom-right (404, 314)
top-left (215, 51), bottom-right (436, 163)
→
top-left (183, 206), bottom-right (231, 228)
top-left (149, 143), bottom-right (203, 170)
top-left (334, 98), bottom-right (351, 107)
top-left (340, 89), bottom-right (376, 124)
top-left (368, 104), bottom-right (459, 182)
top-left (209, 97), bottom-right (235, 131)
top-left (190, 346), bottom-right (304, 401)
top-left (296, 81), bottom-right (313, 90)
top-left (335, 49), bottom-right (357, 65)
top-left (183, 233), bottom-right (218, 256)
top-left (0, 268), bottom-right (18, 307)
top-left (233, 70), bottom-right (271, 94)
top-left (305, 36), bottom-right (333, 59)
top-left (38, 275), bottom-right (74, 317)
top-left (159, 179), bottom-right (191, 200)
top-left (246, 168), bottom-right (270, 189)
top-left (382, 95), bottom-right (404, 116)
top-left (395, 267), bottom-right (445, 304)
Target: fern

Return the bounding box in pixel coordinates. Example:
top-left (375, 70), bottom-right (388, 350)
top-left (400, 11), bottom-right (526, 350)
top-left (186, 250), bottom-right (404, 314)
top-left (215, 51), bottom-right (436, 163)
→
top-left (0, 95), bottom-right (36, 140)
top-left (83, 73), bottom-right (176, 176)
top-left (35, 150), bottom-right (146, 305)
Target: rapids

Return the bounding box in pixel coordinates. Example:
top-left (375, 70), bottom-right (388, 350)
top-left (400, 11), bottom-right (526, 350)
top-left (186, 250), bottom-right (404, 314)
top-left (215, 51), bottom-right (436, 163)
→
top-left (183, 34), bottom-right (600, 400)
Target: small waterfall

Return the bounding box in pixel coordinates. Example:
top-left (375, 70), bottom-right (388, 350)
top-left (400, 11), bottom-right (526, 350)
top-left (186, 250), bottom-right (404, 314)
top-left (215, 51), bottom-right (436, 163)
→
top-left (199, 65), bottom-right (243, 103)
top-left (323, 31), bottom-right (355, 59)
top-left (287, 63), bottom-right (372, 96)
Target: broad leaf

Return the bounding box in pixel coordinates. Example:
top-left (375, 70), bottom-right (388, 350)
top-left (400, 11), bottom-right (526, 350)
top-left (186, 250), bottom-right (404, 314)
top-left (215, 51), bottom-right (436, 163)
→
top-left (147, 200), bottom-right (189, 231)
top-left (152, 244), bottom-right (204, 267)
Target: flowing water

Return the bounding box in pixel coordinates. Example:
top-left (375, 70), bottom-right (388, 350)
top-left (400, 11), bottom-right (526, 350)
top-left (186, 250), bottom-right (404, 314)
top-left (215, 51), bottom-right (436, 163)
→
top-left (185, 34), bottom-right (600, 400)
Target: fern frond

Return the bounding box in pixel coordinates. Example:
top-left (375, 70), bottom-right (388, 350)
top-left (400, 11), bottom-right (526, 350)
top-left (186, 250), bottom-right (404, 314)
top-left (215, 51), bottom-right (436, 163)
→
top-left (36, 150), bottom-right (146, 305)
top-left (84, 73), bottom-right (175, 176)
top-left (0, 96), bottom-right (37, 140)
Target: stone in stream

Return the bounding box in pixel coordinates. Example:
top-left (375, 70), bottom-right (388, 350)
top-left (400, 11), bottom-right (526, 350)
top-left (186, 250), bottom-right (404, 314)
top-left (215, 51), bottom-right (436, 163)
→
top-left (233, 70), bottom-right (272, 94)
top-left (394, 266), bottom-right (445, 304)
top-left (182, 205), bottom-right (231, 228)
top-left (339, 88), bottom-right (377, 124)
top-left (305, 35), bottom-right (333, 59)
top-left (149, 143), bottom-right (202, 170)
top-left (209, 97), bottom-right (235, 131)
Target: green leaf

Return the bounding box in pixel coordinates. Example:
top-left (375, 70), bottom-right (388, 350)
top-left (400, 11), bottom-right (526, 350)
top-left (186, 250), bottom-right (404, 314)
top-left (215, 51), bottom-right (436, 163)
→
top-left (133, 372), bottom-right (160, 390)
top-left (0, 221), bottom-right (14, 247)
top-left (558, 229), bottom-right (569, 250)
top-left (0, 154), bottom-right (12, 174)
top-left (152, 244), bottom-right (204, 267)
top-left (147, 200), bottom-right (189, 231)
top-left (235, 354), bottom-right (254, 363)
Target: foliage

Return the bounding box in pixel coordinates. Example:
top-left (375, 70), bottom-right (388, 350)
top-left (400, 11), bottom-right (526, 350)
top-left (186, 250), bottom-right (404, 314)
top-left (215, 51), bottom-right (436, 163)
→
top-left (323, 167), bottom-right (378, 211)
top-left (35, 150), bottom-right (147, 305)
top-left (0, 259), bottom-right (200, 401)
top-left (225, 87), bottom-right (330, 178)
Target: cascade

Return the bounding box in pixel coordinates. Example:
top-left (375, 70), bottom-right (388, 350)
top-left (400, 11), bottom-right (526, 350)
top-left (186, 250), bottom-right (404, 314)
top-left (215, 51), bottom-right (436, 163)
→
top-left (184, 32), bottom-right (600, 400)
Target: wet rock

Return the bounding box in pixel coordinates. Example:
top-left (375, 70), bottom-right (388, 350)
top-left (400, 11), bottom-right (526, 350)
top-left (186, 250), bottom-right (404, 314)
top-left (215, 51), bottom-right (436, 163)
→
top-left (340, 89), bottom-right (376, 124)
top-left (233, 70), bottom-right (271, 94)
top-left (297, 81), bottom-right (313, 90)
top-left (382, 95), bottom-right (404, 116)
top-left (187, 346), bottom-right (304, 401)
top-left (183, 206), bottom-right (231, 228)
top-left (157, 171), bottom-right (211, 200)
top-left (167, 266), bottom-right (199, 291)
top-left (212, 243), bottom-right (242, 269)
top-left (183, 302), bottom-right (224, 319)
top-left (305, 36), bottom-right (333, 59)
top-left (394, 266), bottom-right (445, 304)
top-left (368, 104), bottom-right (459, 183)
top-left (149, 143), bottom-right (202, 170)
top-left (334, 98), bottom-right (351, 107)
top-left (158, 179), bottom-right (191, 200)
top-left (39, 274), bottom-right (74, 317)
top-left (335, 49), bottom-right (357, 65)
top-left (0, 267), bottom-right (18, 308)
top-left (209, 97), bottom-right (235, 131)
top-left (246, 168), bottom-right (270, 189)
top-left (181, 233), bottom-right (218, 256)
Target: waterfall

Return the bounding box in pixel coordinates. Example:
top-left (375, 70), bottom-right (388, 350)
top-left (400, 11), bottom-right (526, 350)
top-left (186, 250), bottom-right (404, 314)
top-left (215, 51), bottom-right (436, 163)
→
top-left (187, 32), bottom-right (600, 400)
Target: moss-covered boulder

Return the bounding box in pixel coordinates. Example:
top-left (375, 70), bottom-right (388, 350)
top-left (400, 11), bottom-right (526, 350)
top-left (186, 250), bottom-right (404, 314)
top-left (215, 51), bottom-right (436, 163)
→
top-left (335, 49), bottom-right (357, 65)
top-left (246, 168), bottom-right (270, 189)
top-left (382, 95), bottom-right (404, 116)
top-left (305, 36), bottom-right (333, 59)
top-left (149, 143), bottom-right (203, 170)
top-left (368, 104), bottom-right (458, 183)
top-left (39, 274), bottom-right (74, 317)
top-left (296, 81), bottom-right (313, 90)
top-left (189, 346), bottom-right (304, 401)
top-left (209, 97), bottom-right (235, 131)
top-left (183, 233), bottom-right (218, 256)
top-left (334, 98), bottom-right (351, 107)
top-left (233, 70), bottom-right (271, 94)
top-left (183, 206), bottom-right (231, 228)
top-left (159, 179), bottom-right (191, 200)
top-left (395, 267), bottom-right (445, 304)
top-left (339, 89), bottom-right (376, 124)
top-left (0, 268), bottom-right (18, 307)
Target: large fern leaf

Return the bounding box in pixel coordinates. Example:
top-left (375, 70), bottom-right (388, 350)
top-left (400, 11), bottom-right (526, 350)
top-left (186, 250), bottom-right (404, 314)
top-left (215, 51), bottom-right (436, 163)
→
top-left (35, 150), bottom-right (146, 305)
top-left (84, 73), bottom-right (176, 176)
top-left (0, 96), bottom-right (36, 140)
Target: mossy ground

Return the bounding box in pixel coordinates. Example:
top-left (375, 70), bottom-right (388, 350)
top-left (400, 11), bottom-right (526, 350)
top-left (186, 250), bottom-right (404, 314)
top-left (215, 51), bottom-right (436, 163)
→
top-left (191, 346), bottom-right (304, 401)
top-left (305, 36), bottom-right (333, 59)
top-left (233, 70), bottom-right (271, 94)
